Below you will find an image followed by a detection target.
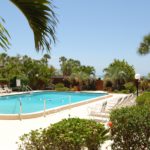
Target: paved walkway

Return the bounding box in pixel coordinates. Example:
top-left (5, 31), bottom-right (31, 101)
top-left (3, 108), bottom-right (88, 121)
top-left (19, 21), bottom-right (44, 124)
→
top-left (0, 93), bottom-right (125, 150)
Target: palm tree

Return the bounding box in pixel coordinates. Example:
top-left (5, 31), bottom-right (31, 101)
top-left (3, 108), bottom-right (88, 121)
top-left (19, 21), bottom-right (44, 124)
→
top-left (43, 53), bottom-right (51, 65)
top-left (0, 0), bottom-right (57, 52)
top-left (103, 59), bottom-right (135, 90)
top-left (0, 53), bottom-right (8, 67)
top-left (69, 72), bottom-right (89, 90)
top-left (138, 34), bottom-right (150, 55)
top-left (0, 18), bottom-right (11, 51)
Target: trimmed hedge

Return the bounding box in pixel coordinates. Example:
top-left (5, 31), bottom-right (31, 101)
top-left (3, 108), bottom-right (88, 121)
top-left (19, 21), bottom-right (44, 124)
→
top-left (110, 106), bottom-right (150, 150)
top-left (136, 92), bottom-right (150, 106)
top-left (18, 118), bottom-right (109, 150)
top-left (55, 83), bottom-right (69, 91)
top-left (124, 82), bottom-right (136, 93)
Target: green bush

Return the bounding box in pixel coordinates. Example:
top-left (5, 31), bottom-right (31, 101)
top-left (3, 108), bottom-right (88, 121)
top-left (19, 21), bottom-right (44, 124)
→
top-left (110, 106), bottom-right (150, 150)
top-left (113, 89), bottom-right (129, 94)
top-left (55, 83), bottom-right (64, 88)
top-left (120, 89), bottom-right (130, 94)
top-left (18, 129), bottom-right (44, 150)
top-left (136, 92), bottom-right (150, 105)
top-left (104, 80), bottom-right (113, 91)
top-left (55, 87), bottom-right (69, 91)
top-left (18, 118), bottom-right (109, 150)
top-left (55, 83), bottom-right (69, 91)
top-left (124, 82), bottom-right (136, 93)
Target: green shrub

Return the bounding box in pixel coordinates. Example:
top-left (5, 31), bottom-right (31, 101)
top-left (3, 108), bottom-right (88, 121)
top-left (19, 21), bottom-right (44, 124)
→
top-left (55, 83), bottom-right (64, 88)
top-left (113, 89), bottom-right (129, 94)
top-left (140, 79), bottom-right (149, 91)
top-left (18, 118), bottom-right (109, 150)
top-left (55, 87), bottom-right (69, 91)
top-left (110, 106), bottom-right (150, 150)
top-left (104, 80), bottom-right (113, 91)
top-left (136, 92), bottom-right (150, 105)
top-left (113, 90), bottom-right (119, 93)
top-left (55, 83), bottom-right (69, 91)
top-left (120, 89), bottom-right (130, 94)
top-left (18, 129), bottom-right (44, 150)
top-left (124, 82), bottom-right (136, 93)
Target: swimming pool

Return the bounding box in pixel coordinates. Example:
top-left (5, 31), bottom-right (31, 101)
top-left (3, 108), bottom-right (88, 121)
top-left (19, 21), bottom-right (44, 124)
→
top-left (0, 91), bottom-right (107, 115)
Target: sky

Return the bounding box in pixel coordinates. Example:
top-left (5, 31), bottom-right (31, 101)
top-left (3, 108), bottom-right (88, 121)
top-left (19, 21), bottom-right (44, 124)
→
top-left (1, 0), bottom-right (150, 76)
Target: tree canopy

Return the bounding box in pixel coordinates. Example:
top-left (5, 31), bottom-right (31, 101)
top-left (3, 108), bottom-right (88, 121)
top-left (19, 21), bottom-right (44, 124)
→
top-left (138, 34), bottom-right (150, 55)
top-left (59, 56), bottom-right (96, 90)
top-left (0, 18), bottom-right (11, 50)
top-left (103, 59), bottom-right (135, 90)
top-left (0, 53), bottom-right (56, 89)
top-left (59, 56), bottom-right (95, 77)
top-left (0, 0), bottom-right (57, 52)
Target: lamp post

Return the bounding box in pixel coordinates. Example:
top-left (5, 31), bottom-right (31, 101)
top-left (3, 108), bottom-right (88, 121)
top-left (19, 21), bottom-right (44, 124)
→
top-left (135, 73), bottom-right (140, 97)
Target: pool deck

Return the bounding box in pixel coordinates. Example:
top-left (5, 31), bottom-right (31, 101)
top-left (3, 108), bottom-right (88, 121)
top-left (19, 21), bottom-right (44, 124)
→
top-left (0, 91), bottom-right (126, 150)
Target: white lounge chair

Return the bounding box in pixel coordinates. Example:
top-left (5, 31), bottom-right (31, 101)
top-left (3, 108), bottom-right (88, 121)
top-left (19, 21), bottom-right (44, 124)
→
top-left (118, 94), bottom-right (136, 106)
top-left (89, 95), bottom-right (136, 123)
top-left (88, 96), bottom-right (124, 122)
top-left (89, 101), bottom-right (107, 116)
top-left (106, 97), bottom-right (123, 109)
top-left (3, 85), bottom-right (12, 93)
top-left (88, 101), bottom-right (109, 122)
top-left (0, 85), bottom-right (7, 93)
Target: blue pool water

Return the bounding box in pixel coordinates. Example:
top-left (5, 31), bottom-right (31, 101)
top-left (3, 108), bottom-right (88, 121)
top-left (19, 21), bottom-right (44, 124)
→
top-left (0, 91), bottom-right (106, 114)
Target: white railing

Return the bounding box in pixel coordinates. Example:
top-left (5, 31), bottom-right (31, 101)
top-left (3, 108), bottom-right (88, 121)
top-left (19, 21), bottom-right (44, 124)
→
top-left (26, 85), bottom-right (32, 91)
top-left (22, 85), bottom-right (33, 92)
top-left (19, 98), bottom-right (22, 120)
top-left (43, 99), bottom-right (46, 117)
top-left (17, 95), bottom-right (72, 120)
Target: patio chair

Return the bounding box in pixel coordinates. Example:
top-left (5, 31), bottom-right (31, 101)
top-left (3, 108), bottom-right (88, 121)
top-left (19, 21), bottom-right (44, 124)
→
top-left (118, 94), bottom-right (136, 106)
top-left (88, 96), bottom-right (124, 122)
top-left (105, 97), bottom-right (123, 112)
top-left (0, 85), bottom-right (7, 93)
top-left (89, 101), bottom-right (107, 115)
top-left (88, 101), bottom-right (109, 122)
top-left (3, 85), bottom-right (12, 93)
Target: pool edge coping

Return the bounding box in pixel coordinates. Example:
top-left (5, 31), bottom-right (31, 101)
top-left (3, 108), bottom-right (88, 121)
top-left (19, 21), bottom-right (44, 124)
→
top-left (0, 93), bottom-right (112, 120)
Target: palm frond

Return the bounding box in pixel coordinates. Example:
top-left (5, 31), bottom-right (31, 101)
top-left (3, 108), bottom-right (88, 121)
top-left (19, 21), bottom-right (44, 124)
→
top-left (0, 17), bottom-right (11, 51)
top-left (138, 34), bottom-right (150, 55)
top-left (10, 0), bottom-right (57, 52)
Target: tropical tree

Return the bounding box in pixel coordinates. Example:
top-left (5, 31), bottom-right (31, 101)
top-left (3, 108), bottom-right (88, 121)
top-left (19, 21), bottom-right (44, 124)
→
top-left (80, 65), bottom-right (95, 76)
top-left (0, 0), bottom-right (57, 52)
top-left (0, 52), bottom-right (8, 67)
top-left (0, 18), bottom-right (10, 50)
top-left (103, 59), bottom-right (135, 90)
top-left (69, 71), bottom-right (89, 90)
top-left (0, 53), bottom-right (9, 81)
top-left (0, 54), bottom-right (56, 89)
top-left (24, 58), bottom-right (55, 89)
top-left (59, 56), bottom-right (96, 90)
top-left (148, 73), bottom-right (150, 80)
top-left (138, 34), bottom-right (150, 55)
top-left (42, 53), bottom-right (51, 66)
top-left (59, 57), bottom-right (81, 77)
top-left (139, 76), bottom-right (150, 91)
top-left (59, 56), bottom-right (95, 77)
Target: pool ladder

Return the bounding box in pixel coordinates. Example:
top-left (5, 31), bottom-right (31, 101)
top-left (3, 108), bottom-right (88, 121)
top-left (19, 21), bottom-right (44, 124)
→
top-left (18, 96), bottom-right (72, 120)
top-left (19, 98), bottom-right (22, 120)
top-left (43, 99), bottom-right (46, 117)
top-left (22, 85), bottom-right (33, 92)
top-left (19, 98), bottom-right (47, 120)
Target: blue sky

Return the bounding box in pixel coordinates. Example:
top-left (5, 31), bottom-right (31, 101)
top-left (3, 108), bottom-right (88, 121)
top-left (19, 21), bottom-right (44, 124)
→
top-left (1, 0), bottom-right (150, 76)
